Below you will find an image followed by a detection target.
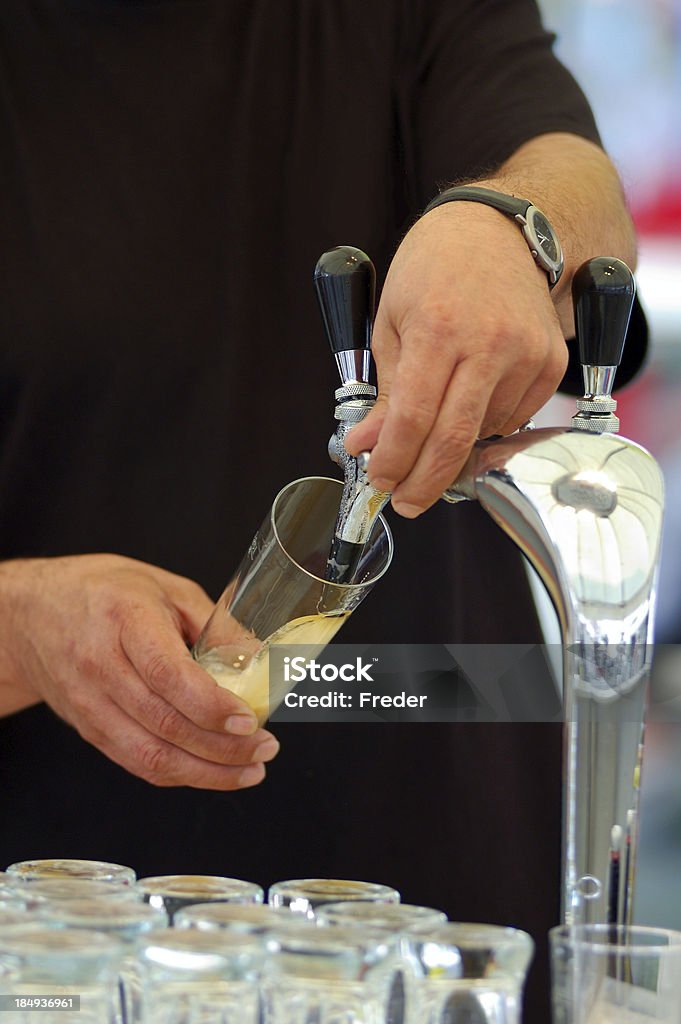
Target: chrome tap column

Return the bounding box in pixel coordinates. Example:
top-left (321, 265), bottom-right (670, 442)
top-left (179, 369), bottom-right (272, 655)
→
top-left (445, 260), bottom-right (663, 925)
top-left (314, 250), bottom-right (664, 926)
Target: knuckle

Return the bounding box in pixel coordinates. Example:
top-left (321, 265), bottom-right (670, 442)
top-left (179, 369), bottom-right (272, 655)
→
top-left (480, 411), bottom-right (511, 437)
top-left (101, 591), bottom-right (132, 628)
top-left (153, 702), bottom-right (188, 743)
top-left (419, 299), bottom-right (457, 338)
top-left (398, 397), bottom-right (435, 435)
top-left (78, 718), bottom-right (110, 750)
top-left (548, 338), bottom-right (569, 380)
top-left (516, 328), bottom-right (548, 368)
top-left (425, 428), bottom-right (477, 484)
top-left (72, 650), bottom-right (100, 680)
top-left (144, 652), bottom-right (177, 694)
top-left (137, 738), bottom-right (174, 785)
top-left (437, 413), bottom-right (480, 455)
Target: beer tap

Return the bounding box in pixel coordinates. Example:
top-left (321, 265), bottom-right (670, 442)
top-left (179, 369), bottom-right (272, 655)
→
top-left (315, 247), bottom-right (664, 926)
top-left (314, 246), bottom-right (390, 584)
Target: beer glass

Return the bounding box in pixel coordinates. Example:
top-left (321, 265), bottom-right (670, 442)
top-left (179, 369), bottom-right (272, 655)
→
top-left (316, 903), bottom-right (446, 931)
top-left (136, 928), bottom-right (262, 1024)
top-left (5, 859), bottom-right (135, 887)
top-left (21, 879), bottom-right (142, 908)
top-left (268, 878), bottom-right (400, 919)
top-left (136, 874), bottom-right (263, 923)
top-left (175, 902), bottom-right (299, 935)
top-left (264, 923), bottom-right (395, 1024)
top-left (409, 922), bottom-right (534, 1024)
top-left (0, 927), bottom-right (124, 1024)
top-left (316, 903), bottom-right (448, 1024)
top-left (37, 900), bottom-right (166, 1024)
top-left (192, 476), bottom-right (392, 724)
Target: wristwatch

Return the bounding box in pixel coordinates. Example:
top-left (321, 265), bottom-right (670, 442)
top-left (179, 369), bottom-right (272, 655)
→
top-left (423, 185), bottom-right (564, 288)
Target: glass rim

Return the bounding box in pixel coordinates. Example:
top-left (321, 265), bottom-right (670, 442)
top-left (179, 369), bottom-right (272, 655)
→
top-left (136, 874), bottom-right (263, 897)
top-left (268, 878), bottom-right (400, 899)
top-left (316, 902), bottom-right (446, 925)
top-left (270, 476), bottom-right (393, 590)
top-left (38, 898), bottom-right (165, 926)
top-left (266, 922), bottom-right (394, 953)
top-left (0, 926), bottom-right (124, 956)
top-left (21, 878), bottom-right (140, 901)
top-left (175, 903), bottom-right (291, 925)
top-left (549, 923), bottom-right (681, 952)
top-left (138, 927), bottom-right (263, 954)
top-left (6, 858), bottom-right (136, 883)
top-left (417, 921), bottom-right (534, 948)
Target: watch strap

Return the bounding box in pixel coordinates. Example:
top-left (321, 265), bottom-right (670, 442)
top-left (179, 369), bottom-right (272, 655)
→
top-left (423, 185), bottom-right (563, 289)
top-left (424, 186), bottom-right (532, 218)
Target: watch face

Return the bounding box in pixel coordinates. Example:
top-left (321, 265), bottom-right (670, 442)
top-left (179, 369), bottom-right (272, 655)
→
top-left (527, 208), bottom-right (562, 270)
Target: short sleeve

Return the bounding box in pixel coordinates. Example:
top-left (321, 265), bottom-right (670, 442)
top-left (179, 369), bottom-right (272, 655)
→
top-left (396, 0), bottom-right (601, 205)
top-left (394, 0), bottom-right (646, 390)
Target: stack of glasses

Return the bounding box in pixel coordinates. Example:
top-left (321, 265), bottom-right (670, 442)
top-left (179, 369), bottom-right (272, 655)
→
top-left (2, 858), bottom-right (681, 1022)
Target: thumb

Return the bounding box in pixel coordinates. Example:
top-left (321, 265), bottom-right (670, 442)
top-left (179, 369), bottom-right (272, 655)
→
top-left (344, 390), bottom-right (390, 455)
top-left (344, 318), bottom-right (399, 456)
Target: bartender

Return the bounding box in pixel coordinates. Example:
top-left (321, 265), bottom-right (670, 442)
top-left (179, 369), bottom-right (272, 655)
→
top-left (0, 2), bottom-right (644, 1020)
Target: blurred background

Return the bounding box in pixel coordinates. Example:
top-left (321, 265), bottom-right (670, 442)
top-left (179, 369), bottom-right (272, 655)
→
top-left (536, 0), bottom-right (681, 927)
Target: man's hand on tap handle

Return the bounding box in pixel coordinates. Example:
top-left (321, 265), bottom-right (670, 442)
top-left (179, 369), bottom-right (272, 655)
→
top-left (344, 133), bottom-right (637, 518)
top-left (0, 555), bottom-right (279, 789)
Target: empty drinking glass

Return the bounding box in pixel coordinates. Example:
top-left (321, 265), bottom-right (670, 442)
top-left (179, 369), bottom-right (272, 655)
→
top-left (137, 875), bottom-right (263, 923)
top-left (6, 859), bottom-right (135, 887)
top-left (136, 927), bottom-right (262, 1024)
top-left (268, 878), bottom-right (400, 919)
top-left (264, 922), bottom-right (396, 1024)
top-left (38, 900), bottom-right (166, 1024)
top-left (22, 880), bottom-right (142, 909)
top-left (408, 922), bottom-right (534, 1024)
top-left (550, 924), bottom-right (681, 1024)
top-left (175, 903), bottom-right (301, 935)
top-left (317, 902), bottom-right (446, 932)
top-left (316, 903), bottom-right (448, 1024)
top-left (0, 927), bottom-right (124, 1024)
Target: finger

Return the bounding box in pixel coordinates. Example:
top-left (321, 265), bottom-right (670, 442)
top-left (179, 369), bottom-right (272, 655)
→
top-left (478, 329), bottom-right (567, 438)
top-left (497, 336), bottom-right (569, 434)
top-left (361, 327), bottom-right (465, 490)
top-left (344, 318), bottom-right (400, 456)
top-left (107, 672), bottom-right (279, 766)
top-left (497, 371), bottom-right (567, 436)
top-left (119, 610), bottom-right (260, 734)
top-left (390, 358), bottom-right (494, 515)
top-left (344, 392), bottom-right (389, 457)
top-left (78, 696), bottom-right (270, 791)
top-left (477, 365), bottom-right (539, 440)
top-left (146, 569), bottom-right (216, 644)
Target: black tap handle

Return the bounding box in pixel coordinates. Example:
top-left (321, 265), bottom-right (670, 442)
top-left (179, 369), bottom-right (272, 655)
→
top-left (572, 257), bottom-right (635, 368)
top-left (314, 246), bottom-right (375, 353)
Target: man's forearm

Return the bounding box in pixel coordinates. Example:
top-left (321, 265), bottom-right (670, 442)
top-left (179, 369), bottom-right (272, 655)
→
top-left (466, 132), bottom-right (638, 337)
top-left (0, 560), bottom-right (42, 716)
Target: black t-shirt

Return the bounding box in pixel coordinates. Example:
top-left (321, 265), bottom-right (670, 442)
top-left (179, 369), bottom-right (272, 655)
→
top-left (0, 4), bottom-right (631, 1020)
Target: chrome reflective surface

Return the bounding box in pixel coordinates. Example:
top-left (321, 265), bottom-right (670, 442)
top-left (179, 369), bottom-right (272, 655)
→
top-left (582, 364), bottom-right (617, 398)
top-left (330, 421), bottom-right (390, 546)
top-left (334, 349), bottom-right (372, 386)
top-left (446, 426), bottom-right (665, 924)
